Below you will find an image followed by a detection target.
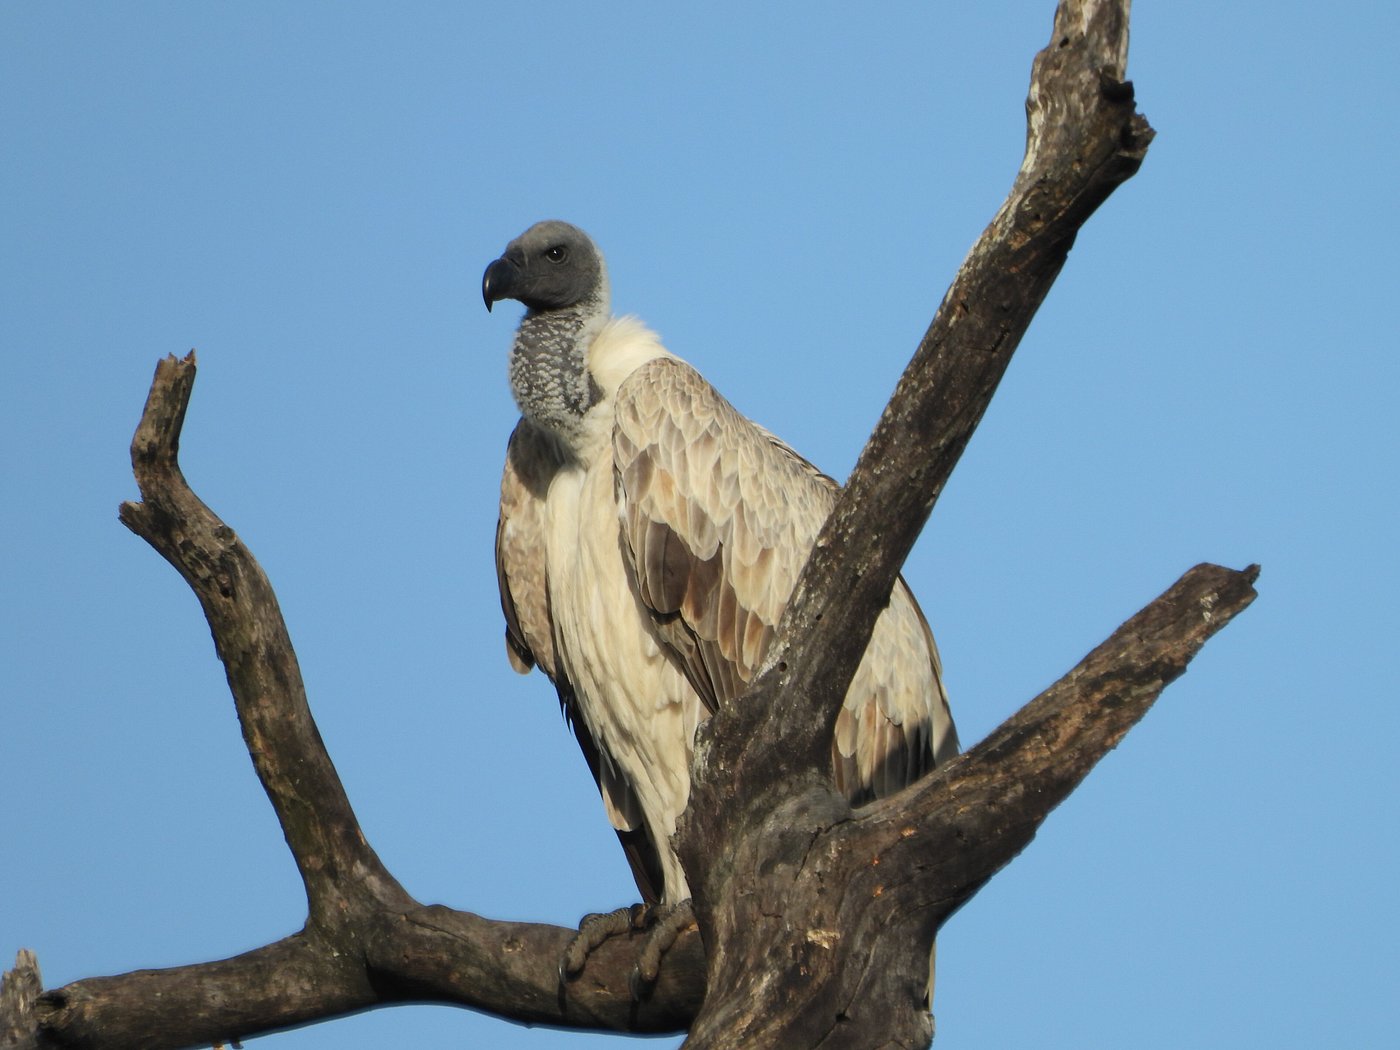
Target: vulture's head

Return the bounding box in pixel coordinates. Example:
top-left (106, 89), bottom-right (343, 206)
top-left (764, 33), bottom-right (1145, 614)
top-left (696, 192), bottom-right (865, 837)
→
top-left (482, 221), bottom-right (606, 315)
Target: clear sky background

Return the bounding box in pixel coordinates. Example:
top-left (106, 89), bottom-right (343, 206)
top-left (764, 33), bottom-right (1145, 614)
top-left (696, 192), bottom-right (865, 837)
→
top-left (3, 3), bottom-right (1396, 1047)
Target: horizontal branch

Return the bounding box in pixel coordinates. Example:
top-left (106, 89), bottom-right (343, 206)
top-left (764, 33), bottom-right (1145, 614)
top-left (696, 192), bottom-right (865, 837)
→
top-left (20, 935), bottom-right (362, 1049)
top-left (4, 911), bottom-right (704, 1049)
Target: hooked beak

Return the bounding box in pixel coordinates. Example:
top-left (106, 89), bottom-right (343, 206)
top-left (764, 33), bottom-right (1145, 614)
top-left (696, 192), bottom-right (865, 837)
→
top-left (482, 256), bottom-right (518, 312)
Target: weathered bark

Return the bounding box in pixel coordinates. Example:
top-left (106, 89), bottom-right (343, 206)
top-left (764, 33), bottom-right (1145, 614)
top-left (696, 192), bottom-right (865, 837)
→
top-left (694, 0), bottom-right (1154, 818)
top-left (676, 1), bottom-right (1168, 1046)
top-left (681, 564), bottom-right (1256, 1049)
top-left (2, 2), bottom-right (1256, 1048)
top-left (0, 954), bottom-right (41, 1047)
top-left (2, 902), bottom-right (704, 1049)
top-left (0, 353), bottom-right (705, 1050)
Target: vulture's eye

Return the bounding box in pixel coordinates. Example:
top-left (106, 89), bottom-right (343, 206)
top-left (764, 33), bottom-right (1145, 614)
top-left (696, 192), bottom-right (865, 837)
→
top-left (544, 245), bottom-right (569, 264)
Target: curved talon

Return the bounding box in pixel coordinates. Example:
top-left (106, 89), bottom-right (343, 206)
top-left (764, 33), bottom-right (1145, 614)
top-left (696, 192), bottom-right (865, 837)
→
top-left (561, 903), bottom-right (650, 980)
top-left (629, 898), bottom-right (696, 999)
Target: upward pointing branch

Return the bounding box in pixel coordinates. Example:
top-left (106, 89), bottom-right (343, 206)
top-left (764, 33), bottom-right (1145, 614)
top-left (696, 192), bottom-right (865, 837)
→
top-left (707, 0), bottom-right (1154, 785)
top-left (117, 352), bottom-right (411, 922)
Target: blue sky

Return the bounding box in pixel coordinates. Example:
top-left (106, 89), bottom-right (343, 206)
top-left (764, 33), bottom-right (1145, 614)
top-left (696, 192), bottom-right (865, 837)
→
top-left (3, 2), bottom-right (1396, 1047)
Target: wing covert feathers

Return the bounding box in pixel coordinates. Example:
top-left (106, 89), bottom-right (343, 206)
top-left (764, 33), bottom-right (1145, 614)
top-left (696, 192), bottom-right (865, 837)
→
top-left (613, 357), bottom-right (959, 805)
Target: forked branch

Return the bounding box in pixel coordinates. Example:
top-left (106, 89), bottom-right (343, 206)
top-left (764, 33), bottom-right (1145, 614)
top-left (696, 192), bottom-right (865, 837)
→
top-left (0, 355), bottom-right (704, 1050)
top-left (3, 3), bottom-right (1257, 1049)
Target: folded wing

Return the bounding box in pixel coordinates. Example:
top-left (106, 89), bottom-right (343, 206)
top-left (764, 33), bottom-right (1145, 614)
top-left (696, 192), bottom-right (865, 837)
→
top-left (612, 357), bottom-right (959, 805)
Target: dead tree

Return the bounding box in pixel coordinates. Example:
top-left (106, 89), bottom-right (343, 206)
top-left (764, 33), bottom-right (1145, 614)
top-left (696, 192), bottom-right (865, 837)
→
top-left (1, 2), bottom-right (1256, 1047)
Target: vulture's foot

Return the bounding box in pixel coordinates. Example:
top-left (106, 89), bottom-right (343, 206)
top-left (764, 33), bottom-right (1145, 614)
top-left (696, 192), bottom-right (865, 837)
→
top-left (628, 898), bottom-right (695, 999)
top-left (560, 899), bottom-right (697, 998)
top-left (561, 902), bottom-right (650, 981)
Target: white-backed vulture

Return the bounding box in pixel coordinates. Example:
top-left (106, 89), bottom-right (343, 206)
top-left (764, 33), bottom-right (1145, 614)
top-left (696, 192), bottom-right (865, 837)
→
top-left (484, 220), bottom-right (959, 949)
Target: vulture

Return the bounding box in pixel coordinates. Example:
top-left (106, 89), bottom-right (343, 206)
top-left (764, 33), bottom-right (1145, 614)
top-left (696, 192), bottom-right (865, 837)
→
top-left (484, 220), bottom-right (959, 973)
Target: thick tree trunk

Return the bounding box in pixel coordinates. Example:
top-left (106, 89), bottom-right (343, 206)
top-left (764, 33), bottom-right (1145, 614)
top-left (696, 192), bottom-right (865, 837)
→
top-left (2, 2), bottom-right (1258, 1048)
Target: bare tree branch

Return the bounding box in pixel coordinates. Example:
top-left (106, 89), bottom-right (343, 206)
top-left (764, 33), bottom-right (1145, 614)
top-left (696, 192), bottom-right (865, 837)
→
top-left (680, 564), bottom-right (1256, 1050)
top-left (117, 352), bottom-right (411, 923)
top-left (4, 3), bottom-right (1257, 1049)
top-left (669, 2), bottom-right (1250, 1047)
top-left (892, 562), bottom-right (1260, 857)
top-left (11, 912), bottom-right (703, 1049)
top-left (694, 0), bottom-right (1154, 793)
top-left (680, 0), bottom-right (1154, 930)
top-left (860, 563), bottom-right (1259, 953)
top-left (0, 354), bottom-right (704, 1050)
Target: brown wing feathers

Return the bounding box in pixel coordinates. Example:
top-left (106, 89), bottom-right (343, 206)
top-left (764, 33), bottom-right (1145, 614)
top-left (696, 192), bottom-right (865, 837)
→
top-left (613, 357), bottom-right (955, 804)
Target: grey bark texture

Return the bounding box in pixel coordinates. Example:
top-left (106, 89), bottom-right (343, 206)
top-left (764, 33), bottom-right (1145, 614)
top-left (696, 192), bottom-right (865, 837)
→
top-left (1, 2), bottom-right (1258, 1047)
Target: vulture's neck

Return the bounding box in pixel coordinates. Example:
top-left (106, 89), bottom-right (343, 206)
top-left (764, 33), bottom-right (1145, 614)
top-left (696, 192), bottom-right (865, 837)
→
top-left (509, 297), bottom-right (607, 450)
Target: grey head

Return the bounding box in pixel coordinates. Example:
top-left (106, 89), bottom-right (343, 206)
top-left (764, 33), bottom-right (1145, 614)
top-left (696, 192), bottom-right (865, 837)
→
top-left (482, 220), bottom-right (607, 315)
top-left (483, 221), bottom-right (611, 442)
